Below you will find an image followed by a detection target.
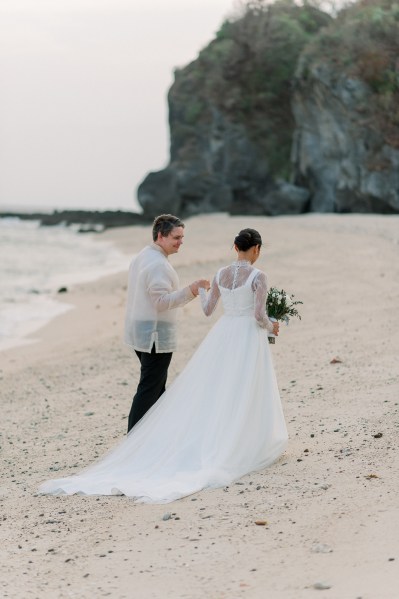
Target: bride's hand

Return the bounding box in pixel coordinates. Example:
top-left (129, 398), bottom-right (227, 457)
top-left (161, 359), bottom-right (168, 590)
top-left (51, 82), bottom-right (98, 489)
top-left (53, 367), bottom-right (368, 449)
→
top-left (190, 279), bottom-right (210, 296)
top-left (272, 321), bottom-right (279, 336)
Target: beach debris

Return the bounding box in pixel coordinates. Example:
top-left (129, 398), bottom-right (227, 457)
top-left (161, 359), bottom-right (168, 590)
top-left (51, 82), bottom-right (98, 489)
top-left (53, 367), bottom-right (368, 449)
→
top-left (330, 357), bottom-right (342, 364)
top-left (57, 286), bottom-right (68, 293)
top-left (339, 448), bottom-right (352, 456)
top-left (313, 581), bottom-right (332, 590)
top-left (254, 520), bottom-right (268, 526)
top-left (84, 412), bottom-right (94, 416)
top-left (320, 483), bottom-right (331, 490)
top-left (162, 512), bottom-right (172, 521)
top-left (365, 473), bottom-right (379, 480)
top-left (373, 432), bottom-right (383, 438)
top-left (311, 543), bottom-right (333, 553)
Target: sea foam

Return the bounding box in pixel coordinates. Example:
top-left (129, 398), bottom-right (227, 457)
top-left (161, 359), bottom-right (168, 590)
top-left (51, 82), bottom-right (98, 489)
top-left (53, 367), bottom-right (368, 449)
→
top-left (0, 218), bottom-right (129, 350)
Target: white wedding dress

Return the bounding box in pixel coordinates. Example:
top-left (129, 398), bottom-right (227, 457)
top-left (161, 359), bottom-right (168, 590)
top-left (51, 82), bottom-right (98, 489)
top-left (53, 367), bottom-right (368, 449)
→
top-left (39, 261), bottom-right (288, 503)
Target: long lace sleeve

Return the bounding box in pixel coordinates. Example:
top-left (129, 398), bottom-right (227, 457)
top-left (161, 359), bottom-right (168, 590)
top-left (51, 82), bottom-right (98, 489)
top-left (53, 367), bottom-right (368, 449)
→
top-left (147, 267), bottom-right (194, 312)
top-left (199, 275), bottom-right (220, 316)
top-left (253, 272), bottom-right (274, 333)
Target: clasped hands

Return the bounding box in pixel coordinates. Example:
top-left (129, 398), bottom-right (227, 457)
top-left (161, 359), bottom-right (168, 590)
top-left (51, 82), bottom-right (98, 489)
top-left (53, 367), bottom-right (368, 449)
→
top-left (190, 279), bottom-right (210, 296)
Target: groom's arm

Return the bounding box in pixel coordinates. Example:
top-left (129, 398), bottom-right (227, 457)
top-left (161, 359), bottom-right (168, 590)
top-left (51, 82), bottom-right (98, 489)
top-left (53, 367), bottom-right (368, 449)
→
top-left (147, 265), bottom-right (195, 312)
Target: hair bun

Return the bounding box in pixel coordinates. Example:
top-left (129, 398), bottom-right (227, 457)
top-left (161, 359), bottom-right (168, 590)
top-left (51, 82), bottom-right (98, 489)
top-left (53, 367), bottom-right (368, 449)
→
top-left (234, 229), bottom-right (262, 252)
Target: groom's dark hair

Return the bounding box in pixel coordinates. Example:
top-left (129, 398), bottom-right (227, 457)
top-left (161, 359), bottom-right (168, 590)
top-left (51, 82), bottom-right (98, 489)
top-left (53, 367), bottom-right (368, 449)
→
top-left (152, 214), bottom-right (185, 241)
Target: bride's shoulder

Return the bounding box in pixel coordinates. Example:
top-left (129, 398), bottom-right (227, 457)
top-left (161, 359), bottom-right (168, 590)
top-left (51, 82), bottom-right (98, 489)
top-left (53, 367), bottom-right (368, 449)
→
top-left (252, 268), bottom-right (267, 285)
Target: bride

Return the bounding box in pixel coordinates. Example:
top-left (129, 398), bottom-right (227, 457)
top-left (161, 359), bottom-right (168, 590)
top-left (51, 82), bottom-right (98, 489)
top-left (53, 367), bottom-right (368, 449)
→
top-left (39, 228), bottom-right (288, 503)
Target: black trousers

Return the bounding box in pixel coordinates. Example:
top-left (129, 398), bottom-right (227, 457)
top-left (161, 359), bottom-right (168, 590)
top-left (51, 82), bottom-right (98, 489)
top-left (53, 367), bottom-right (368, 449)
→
top-left (127, 345), bottom-right (172, 433)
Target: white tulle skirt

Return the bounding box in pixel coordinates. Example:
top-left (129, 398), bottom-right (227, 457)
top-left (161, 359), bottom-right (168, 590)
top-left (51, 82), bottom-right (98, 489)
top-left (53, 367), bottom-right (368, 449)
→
top-left (39, 314), bottom-right (288, 503)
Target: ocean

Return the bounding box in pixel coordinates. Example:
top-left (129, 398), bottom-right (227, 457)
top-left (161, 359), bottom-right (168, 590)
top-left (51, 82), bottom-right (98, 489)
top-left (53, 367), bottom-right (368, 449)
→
top-left (0, 218), bottom-right (130, 351)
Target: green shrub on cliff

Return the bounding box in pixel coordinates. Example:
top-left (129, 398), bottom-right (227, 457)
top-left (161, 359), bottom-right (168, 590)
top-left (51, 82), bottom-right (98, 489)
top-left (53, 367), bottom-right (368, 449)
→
top-left (299, 0), bottom-right (399, 145)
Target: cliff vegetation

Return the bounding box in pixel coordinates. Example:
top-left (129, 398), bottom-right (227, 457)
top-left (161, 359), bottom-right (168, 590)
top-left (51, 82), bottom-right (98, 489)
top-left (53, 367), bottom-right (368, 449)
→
top-left (138, 0), bottom-right (399, 216)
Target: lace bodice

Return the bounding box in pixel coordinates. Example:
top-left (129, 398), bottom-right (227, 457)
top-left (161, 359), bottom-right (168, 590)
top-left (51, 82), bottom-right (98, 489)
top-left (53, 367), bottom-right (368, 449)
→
top-left (199, 261), bottom-right (274, 333)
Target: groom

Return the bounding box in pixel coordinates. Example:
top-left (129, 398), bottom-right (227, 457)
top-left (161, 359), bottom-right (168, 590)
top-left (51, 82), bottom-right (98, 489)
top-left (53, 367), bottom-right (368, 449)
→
top-left (124, 214), bottom-right (209, 432)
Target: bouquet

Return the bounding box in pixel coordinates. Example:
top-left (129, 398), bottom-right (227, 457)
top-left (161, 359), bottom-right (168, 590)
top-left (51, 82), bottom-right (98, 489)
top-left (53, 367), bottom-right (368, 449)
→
top-left (266, 287), bottom-right (302, 344)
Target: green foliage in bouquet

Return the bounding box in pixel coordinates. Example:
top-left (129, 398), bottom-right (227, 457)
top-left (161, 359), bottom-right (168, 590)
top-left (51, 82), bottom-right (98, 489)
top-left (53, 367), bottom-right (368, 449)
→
top-left (266, 287), bottom-right (303, 323)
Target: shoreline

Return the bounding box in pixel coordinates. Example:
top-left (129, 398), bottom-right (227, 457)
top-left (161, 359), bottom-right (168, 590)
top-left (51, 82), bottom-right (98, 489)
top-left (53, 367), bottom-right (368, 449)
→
top-left (1, 213), bottom-right (399, 598)
top-left (0, 221), bottom-right (131, 353)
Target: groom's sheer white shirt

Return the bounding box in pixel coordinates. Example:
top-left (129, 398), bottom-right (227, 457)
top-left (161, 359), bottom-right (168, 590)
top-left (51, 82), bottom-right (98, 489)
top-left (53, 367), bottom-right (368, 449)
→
top-left (124, 244), bottom-right (195, 353)
top-left (199, 260), bottom-right (275, 333)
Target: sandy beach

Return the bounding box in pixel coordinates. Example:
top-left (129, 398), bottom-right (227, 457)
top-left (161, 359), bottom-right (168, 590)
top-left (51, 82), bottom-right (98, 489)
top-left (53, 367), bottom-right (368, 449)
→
top-left (1, 213), bottom-right (398, 599)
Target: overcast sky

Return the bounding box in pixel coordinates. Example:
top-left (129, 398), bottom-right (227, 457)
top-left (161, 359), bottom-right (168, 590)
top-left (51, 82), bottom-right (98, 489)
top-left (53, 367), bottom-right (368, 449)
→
top-left (0, 0), bottom-right (237, 212)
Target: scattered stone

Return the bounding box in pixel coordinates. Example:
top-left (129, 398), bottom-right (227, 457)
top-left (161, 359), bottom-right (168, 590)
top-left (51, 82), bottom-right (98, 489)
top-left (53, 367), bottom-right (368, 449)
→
top-left (313, 581), bottom-right (332, 590)
top-left (330, 357), bottom-right (342, 364)
top-left (84, 412), bottom-right (95, 416)
top-left (57, 287), bottom-right (68, 293)
top-left (365, 474), bottom-right (379, 480)
top-left (162, 513), bottom-right (172, 521)
top-left (340, 448), bottom-right (352, 456)
top-left (311, 543), bottom-right (333, 553)
top-left (254, 520), bottom-right (268, 526)
top-left (320, 484), bottom-right (331, 490)
top-left (373, 432), bottom-right (383, 439)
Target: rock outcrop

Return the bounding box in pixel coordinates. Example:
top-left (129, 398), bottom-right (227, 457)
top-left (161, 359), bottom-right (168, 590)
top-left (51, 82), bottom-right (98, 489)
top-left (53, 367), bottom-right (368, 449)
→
top-left (137, 0), bottom-right (399, 217)
top-left (0, 210), bottom-right (150, 231)
top-left (292, 59), bottom-right (399, 213)
top-left (138, 1), bottom-right (329, 218)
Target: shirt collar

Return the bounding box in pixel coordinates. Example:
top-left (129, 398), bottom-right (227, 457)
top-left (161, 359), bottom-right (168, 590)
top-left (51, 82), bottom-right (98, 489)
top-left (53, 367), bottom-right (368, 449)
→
top-left (151, 243), bottom-right (168, 257)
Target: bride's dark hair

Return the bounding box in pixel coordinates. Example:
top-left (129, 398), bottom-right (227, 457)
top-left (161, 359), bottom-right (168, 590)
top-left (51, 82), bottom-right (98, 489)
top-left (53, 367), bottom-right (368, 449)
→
top-left (234, 228), bottom-right (262, 251)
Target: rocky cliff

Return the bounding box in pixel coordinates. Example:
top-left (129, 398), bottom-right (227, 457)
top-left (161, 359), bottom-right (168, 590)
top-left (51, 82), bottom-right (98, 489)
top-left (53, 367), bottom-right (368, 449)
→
top-left (292, 0), bottom-right (399, 213)
top-left (138, 0), bottom-right (399, 217)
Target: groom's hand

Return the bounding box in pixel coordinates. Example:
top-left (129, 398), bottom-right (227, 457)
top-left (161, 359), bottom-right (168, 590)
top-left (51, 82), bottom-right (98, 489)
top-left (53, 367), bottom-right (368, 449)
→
top-left (189, 279), bottom-right (210, 296)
